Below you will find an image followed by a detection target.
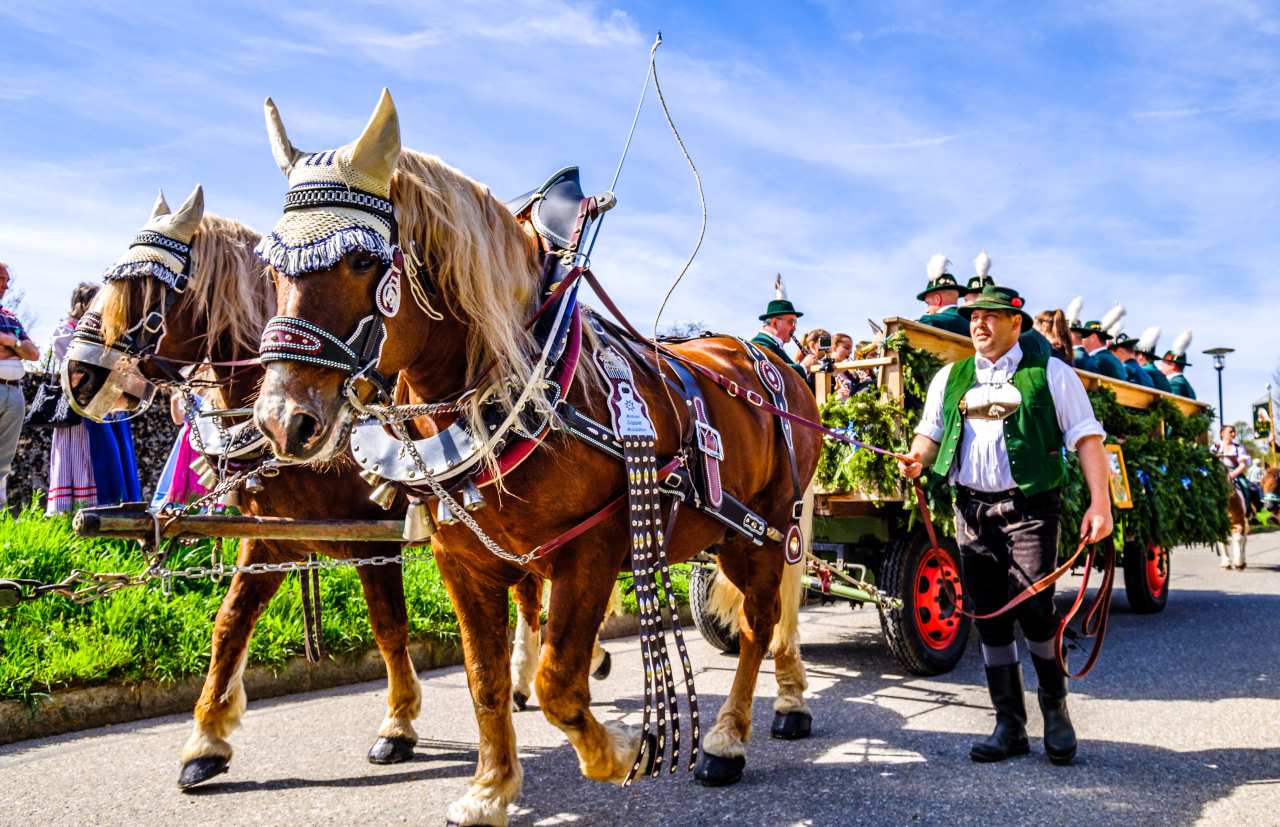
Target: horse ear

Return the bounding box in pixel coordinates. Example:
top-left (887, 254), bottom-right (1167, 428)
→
top-left (264, 97), bottom-right (305, 178)
top-left (151, 189), bottom-right (171, 220)
top-left (349, 88), bottom-right (401, 186)
top-left (169, 185), bottom-right (205, 241)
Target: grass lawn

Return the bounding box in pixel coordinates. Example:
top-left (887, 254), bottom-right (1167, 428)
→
top-left (0, 499), bottom-right (689, 704)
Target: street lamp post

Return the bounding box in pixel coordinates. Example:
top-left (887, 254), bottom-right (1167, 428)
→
top-left (1204, 347), bottom-right (1234, 432)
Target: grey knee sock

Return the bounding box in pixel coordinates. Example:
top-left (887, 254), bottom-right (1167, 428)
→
top-left (981, 642), bottom-right (1019, 667)
top-left (1025, 637), bottom-right (1057, 662)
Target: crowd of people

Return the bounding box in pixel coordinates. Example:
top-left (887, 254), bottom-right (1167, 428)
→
top-left (0, 266), bottom-right (217, 515)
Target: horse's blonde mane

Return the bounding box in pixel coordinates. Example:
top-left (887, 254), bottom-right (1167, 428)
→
top-left (97, 213), bottom-right (271, 356)
top-left (391, 150), bottom-right (543, 429)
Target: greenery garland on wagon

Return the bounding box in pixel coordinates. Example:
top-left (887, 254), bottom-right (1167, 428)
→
top-left (816, 332), bottom-right (1228, 554)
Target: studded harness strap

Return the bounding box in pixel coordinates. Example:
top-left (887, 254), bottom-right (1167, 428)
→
top-left (592, 343), bottom-right (699, 782)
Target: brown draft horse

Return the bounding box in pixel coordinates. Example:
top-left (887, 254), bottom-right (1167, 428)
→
top-left (78, 191), bottom-right (588, 791)
top-left (252, 92), bottom-right (819, 826)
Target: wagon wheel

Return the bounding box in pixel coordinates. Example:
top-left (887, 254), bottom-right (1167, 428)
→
top-left (1122, 542), bottom-right (1169, 614)
top-left (688, 563), bottom-right (740, 654)
top-left (879, 529), bottom-right (971, 675)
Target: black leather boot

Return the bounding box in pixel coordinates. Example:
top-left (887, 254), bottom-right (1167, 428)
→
top-left (1031, 654), bottom-right (1077, 765)
top-left (970, 663), bottom-right (1030, 762)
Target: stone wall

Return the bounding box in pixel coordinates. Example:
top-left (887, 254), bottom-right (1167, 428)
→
top-left (9, 373), bottom-right (178, 509)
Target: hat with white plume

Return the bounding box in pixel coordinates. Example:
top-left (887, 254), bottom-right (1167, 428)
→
top-left (1163, 328), bottom-right (1193, 367)
top-left (965, 250), bottom-right (996, 293)
top-left (1065, 296), bottom-right (1084, 329)
top-left (916, 254), bottom-right (961, 301)
top-left (759, 273), bottom-right (804, 320)
top-left (102, 186), bottom-right (204, 289)
top-left (255, 89), bottom-right (402, 277)
top-left (1135, 326), bottom-right (1161, 357)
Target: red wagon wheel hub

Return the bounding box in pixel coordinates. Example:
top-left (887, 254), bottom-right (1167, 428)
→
top-left (1145, 544), bottom-right (1168, 597)
top-left (914, 545), bottom-right (964, 650)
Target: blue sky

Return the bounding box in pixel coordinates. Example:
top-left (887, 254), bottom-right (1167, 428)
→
top-left (1, 1), bottom-right (1276, 424)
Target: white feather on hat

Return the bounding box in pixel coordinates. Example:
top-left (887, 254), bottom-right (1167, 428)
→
top-left (927, 253), bottom-right (951, 281)
top-left (1136, 326), bottom-right (1161, 354)
top-left (774, 273), bottom-right (787, 301)
top-left (1100, 304), bottom-right (1126, 334)
top-left (1105, 305), bottom-right (1126, 337)
top-left (1170, 328), bottom-right (1193, 357)
top-left (973, 250), bottom-right (991, 278)
top-left (1066, 296), bottom-right (1084, 326)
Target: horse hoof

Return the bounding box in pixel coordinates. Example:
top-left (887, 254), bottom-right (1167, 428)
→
top-left (693, 751), bottom-right (745, 787)
top-left (592, 650), bottom-right (612, 681)
top-left (177, 755), bottom-right (229, 790)
top-left (770, 710), bottom-right (812, 740)
top-left (367, 736), bottom-right (416, 765)
top-left (513, 691), bottom-right (529, 711)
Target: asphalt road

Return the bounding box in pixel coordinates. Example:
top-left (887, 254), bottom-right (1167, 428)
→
top-left (2, 536), bottom-right (1278, 827)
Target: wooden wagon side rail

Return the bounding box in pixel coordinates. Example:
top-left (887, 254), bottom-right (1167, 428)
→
top-left (73, 504), bottom-right (407, 543)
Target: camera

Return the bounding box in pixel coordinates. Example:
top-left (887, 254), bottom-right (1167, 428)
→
top-left (817, 334), bottom-right (832, 351)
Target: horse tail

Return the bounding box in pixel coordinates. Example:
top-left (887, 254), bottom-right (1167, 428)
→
top-left (770, 555), bottom-right (804, 657)
top-left (702, 555), bottom-right (804, 653)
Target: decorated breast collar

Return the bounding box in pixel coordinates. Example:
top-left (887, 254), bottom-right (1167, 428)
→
top-left (348, 278), bottom-right (582, 487)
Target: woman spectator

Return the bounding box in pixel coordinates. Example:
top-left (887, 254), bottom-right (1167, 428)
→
top-left (1034, 309), bottom-right (1074, 365)
top-left (45, 283), bottom-right (100, 514)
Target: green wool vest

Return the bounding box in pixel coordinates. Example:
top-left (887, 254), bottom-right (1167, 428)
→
top-left (932, 348), bottom-right (1068, 496)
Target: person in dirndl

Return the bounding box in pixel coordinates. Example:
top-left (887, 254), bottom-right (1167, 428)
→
top-left (45, 282), bottom-right (100, 514)
top-left (899, 284), bottom-right (1114, 766)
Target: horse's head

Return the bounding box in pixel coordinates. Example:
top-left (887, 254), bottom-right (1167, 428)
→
top-left (253, 90), bottom-right (540, 463)
top-left (1262, 466), bottom-right (1280, 515)
top-left (65, 186), bottom-right (206, 421)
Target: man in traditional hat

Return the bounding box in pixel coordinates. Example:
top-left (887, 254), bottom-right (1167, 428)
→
top-left (1158, 329), bottom-right (1196, 399)
top-left (1107, 327), bottom-right (1154, 388)
top-left (917, 254), bottom-right (970, 336)
top-left (899, 284), bottom-right (1112, 768)
top-left (1133, 327), bottom-right (1173, 393)
top-left (1074, 308), bottom-right (1128, 381)
top-left (752, 274), bottom-right (808, 378)
top-left (0, 262), bottom-right (40, 507)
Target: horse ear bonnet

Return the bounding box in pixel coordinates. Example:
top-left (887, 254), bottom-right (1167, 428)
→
top-left (102, 184), bottom-right (204, 288)
top-left (254, 89), bottom-right (404, 277)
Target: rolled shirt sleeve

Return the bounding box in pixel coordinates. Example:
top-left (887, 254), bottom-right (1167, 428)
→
top-left (1046, 357), bottom-right (1106, 451)
top-left (914, 363), bottom-right (952, 444)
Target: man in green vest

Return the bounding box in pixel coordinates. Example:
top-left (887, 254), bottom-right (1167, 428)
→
top-left (917, 254), bottom-right (970, 336)
top-left (899, 285), bottom-right (1113, 767)
top-left (751, 274), bottom-right (809, 378)
top-left (1134, 327), bottom-right (1174, 393)
top-left (1158, 329), bottom-right (1196, 399)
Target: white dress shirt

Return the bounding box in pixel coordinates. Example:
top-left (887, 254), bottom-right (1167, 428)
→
top-left (915, 342), bottom-right (1105, 492)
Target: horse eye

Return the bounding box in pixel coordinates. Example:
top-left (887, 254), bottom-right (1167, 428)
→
top-left (352, 254), bottom-right (378, 272)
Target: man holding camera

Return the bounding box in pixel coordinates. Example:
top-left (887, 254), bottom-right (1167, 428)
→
top-left (898, 285), bottom-right (1113, 767)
